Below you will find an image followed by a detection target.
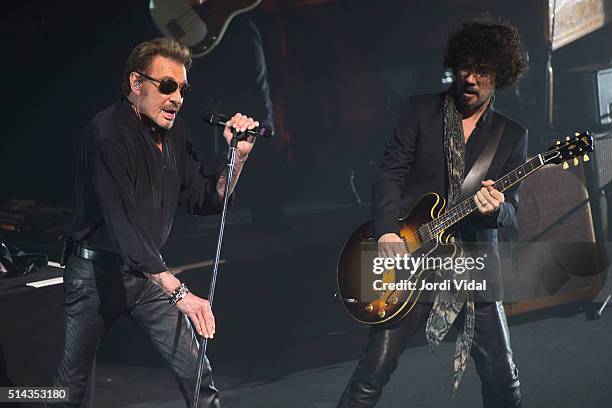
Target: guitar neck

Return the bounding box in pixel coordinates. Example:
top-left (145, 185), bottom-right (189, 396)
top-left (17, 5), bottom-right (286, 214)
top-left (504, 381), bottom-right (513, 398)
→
top-left (422, 154), bottom-right (545, 240)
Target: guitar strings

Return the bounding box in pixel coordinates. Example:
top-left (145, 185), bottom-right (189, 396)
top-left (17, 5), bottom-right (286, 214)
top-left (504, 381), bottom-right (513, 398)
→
top-left (398, 144), bottom-right (585, 244)
top-left (399, 156), bottom-right (543, 244)
top-left (375, 149), bottom-right (578, 310)
top-left (432, 156), bottom-right (541, 234)
top-left (372, 146), bottom-right (581, 311)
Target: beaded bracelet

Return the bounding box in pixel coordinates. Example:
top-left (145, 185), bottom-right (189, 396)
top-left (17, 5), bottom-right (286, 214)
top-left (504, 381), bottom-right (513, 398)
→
top-left (169, 282), bottom-right (190, 305)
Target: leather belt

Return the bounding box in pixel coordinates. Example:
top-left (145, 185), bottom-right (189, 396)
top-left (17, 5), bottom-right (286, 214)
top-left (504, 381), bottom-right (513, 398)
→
top-left (74, 244), bottom-right (122, 266)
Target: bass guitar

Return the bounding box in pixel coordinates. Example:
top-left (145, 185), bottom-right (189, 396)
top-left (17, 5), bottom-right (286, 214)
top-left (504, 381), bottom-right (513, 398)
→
top-left (336, 132), bottom-right (593, 325)
top-left (149, 0), bottom-right (261, 58)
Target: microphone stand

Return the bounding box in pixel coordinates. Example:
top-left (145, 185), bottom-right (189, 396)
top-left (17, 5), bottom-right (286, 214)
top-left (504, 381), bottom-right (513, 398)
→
top-left (191, 129), bottom-right (240, 408)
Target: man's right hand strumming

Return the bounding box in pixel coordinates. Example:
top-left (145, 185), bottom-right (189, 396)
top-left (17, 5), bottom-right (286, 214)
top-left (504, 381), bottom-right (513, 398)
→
top-left (377, 233), bottom-right (409, 259)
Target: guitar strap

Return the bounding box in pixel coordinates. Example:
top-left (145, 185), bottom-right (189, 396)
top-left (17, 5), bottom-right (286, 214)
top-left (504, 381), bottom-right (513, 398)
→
top-left (458, 115), bottom-right (505, 201)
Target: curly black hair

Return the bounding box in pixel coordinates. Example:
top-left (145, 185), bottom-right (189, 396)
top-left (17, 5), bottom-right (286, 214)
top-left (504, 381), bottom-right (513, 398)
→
top-left (444, 17), bottom-right (528, 89)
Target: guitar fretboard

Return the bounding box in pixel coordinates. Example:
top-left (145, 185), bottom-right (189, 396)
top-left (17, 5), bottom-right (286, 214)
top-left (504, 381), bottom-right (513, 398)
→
top-left (418, 155), bottom-right (544, 241)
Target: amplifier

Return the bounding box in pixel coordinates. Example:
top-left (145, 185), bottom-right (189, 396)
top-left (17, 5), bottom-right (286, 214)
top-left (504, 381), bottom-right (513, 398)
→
top-left (499, 163), bottom-right (608, 314)
top-left (591, 129), bottom-right (612, 191)
top-left (557, 63), bottom-right (612, 130)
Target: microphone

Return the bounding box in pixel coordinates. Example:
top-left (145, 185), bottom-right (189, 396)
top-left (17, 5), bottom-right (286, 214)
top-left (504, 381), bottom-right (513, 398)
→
top-left (203, 112), bottom-right (274, 138)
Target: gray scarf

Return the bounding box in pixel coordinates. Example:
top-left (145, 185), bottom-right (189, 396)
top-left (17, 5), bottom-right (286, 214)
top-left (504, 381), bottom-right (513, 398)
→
top-left (425, 90), bottom-right (493, 393)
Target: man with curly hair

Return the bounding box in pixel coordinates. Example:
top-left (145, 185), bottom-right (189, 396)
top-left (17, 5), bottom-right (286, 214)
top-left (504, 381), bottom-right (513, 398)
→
top-left (337, 18), bottom-right (528, 408)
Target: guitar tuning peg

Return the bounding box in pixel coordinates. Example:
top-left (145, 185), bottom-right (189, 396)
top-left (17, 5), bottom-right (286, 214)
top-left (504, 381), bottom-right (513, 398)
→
top-left (563, 161), bottom-right (570, 170)
top-left (583, 154), bottom-right (590, 162)
top-left (556, 140), bottom-right (561, 145)
top-left (573, 158), bottom-right (579, 166)
top-left (575, 132), bottom-right (580, 136)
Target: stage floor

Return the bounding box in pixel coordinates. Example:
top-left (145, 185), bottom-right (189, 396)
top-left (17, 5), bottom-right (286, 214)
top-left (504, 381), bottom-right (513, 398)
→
top-left (96, 302), bottom-right (612, 408)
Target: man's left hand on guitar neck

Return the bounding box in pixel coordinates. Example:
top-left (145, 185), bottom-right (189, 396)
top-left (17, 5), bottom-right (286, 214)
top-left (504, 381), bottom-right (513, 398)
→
top-left (474, 179), bottom-right (504, 215)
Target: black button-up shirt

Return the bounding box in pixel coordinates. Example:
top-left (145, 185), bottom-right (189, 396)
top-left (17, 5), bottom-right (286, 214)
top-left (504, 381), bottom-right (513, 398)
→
top-left (68, 98), bottom-right (226, 274)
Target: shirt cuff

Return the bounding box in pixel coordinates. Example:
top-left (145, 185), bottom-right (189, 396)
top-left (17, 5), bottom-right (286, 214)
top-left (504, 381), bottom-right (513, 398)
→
top-left (136, 258), bottom-right (168, 275)
top-left (373, 214), bottom-right (401, 241)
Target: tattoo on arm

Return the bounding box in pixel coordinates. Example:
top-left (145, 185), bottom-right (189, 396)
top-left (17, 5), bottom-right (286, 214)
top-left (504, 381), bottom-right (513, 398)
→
top-left (217, 151), bottom-right (248, 199)
top-left (144, 272), bottom-right (162, 287)
top-left (144, 271), bottom-right (180, 296)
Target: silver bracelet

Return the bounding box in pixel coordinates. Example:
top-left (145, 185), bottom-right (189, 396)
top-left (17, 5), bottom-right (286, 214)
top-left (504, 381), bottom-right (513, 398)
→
top-left (169, 282), bottom-right (190, 305)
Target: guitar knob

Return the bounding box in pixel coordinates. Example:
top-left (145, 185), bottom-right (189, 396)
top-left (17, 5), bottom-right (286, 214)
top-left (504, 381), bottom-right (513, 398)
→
top-left (556, 140), bottom-right (561, 145)
top-left (378, 310), bottom-right (386, 318)
top-left (365, 304), bottom-right (374, 313)
top-left (563, 162), bottom-right (570, 170)
top-left (584, 154), bottom-right (590, 162)
top-left (575, 132), bottom-right (581, 136)
top-left (566, 136), bottom-right (571, 141)
top-left (573, 158), bottom-right (579, 166)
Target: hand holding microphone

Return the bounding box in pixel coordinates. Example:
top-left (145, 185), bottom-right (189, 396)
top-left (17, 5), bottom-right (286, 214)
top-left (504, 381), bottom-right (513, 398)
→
top-left (203, 112), bottom-right (274, 138)
top-left (203, 111), bottom-right (273, 158)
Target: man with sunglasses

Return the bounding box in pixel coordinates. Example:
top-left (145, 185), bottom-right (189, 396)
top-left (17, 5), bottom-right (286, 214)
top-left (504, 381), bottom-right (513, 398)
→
top-left (49, 37), bottom-right (259, 407)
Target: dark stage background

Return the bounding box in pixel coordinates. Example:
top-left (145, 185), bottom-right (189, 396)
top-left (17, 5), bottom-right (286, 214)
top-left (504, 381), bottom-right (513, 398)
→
top-left (2, 1), bottom-right (612, 407)
top-left (4, 0), bottom-right (612, 207)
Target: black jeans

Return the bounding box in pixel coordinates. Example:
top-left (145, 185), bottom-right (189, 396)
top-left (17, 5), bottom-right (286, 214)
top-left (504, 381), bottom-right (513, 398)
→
top-left (48, 255), bottom-right (219, 408)
top-left (337, 302), bottom-right (521, 408)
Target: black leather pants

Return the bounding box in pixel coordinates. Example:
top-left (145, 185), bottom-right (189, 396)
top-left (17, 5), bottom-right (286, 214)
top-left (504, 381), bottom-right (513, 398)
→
top-left (337, 302), bottom-right (521, 408)
top-left (47, 255), bottom-right (219, 408)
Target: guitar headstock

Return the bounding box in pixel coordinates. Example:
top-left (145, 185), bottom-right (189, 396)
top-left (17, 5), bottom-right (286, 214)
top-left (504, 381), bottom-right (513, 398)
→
top-left (542, 131), bottom-right (593, 169)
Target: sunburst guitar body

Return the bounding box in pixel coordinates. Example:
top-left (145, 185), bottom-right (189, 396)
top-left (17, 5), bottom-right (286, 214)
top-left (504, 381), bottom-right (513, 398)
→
top-left (336, 132), bottom-right (593, 325)
top-left (337, 192), bottom-right (460, 325)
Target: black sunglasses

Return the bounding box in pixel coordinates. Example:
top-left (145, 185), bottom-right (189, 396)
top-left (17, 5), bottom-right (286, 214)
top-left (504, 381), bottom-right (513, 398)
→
top-left (136, 72), bottom-right (191, 97)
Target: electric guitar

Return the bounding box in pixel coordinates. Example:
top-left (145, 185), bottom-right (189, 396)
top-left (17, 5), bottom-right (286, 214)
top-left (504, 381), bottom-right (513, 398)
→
top-left (149, 0), bottom-right (261, 58)
top-left (336, 132), bottom-right (593, 325)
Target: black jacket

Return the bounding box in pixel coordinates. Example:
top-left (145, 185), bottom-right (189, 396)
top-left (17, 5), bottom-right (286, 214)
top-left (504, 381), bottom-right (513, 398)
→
top-left (68, 99), bottom-right (227, 275)
top-left (372, 92), bottom-right (528, 299)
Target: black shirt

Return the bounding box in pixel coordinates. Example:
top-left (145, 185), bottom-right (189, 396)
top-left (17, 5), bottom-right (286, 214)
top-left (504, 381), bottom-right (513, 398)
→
top-left (68, 98), bottom-right (226, 274)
